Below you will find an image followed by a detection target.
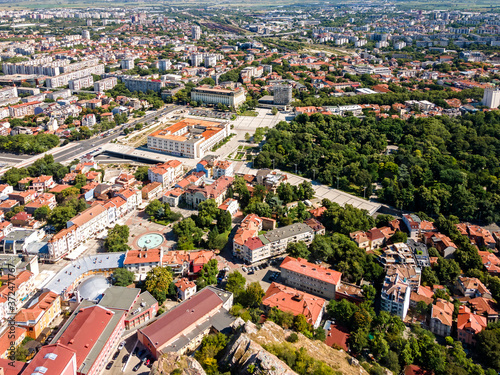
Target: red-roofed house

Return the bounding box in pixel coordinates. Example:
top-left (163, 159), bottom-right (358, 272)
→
top-left (280, 256), bottom-right (341, 300)
top-left (175, 278), bottom-right (197, 301)
top-left (262, 282), bottom-right (326, 328)
top-left (457, 305), bottom-right (487, 345)
top-left (478, 250), bottom-right (500, 276)
top-left (430, 299), bottom-right (454, 337)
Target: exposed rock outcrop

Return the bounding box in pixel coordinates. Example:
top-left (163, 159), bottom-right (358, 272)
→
top-left (149, 353), bottom-right (206, 375)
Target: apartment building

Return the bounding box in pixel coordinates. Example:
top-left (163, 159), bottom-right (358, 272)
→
top-left (148, 160), bottom-right (183, 188)
top-left (94, 77), bottom-right (118, 93)
top-left (192, 25), bottom-right (201, 40)
top-left (68, 75), bottom-right (94, 91)
top-left (121, 77), bottom-right (164, 93)
top-left (457, 305), bottom-right (487, 345)
top-left (273, 84), bottom-right (293, 105)
top-left (19, 343), bottom-right (77, 375)
top-left (183, 176), bottom-right (233, 208)
top-left (15, 291), bottom-right (61, 339)
top-left (380, 273), bottom-right (411, 320)
top-left (82, 113), bottom-right (96, 127)
top-left (402, 214), bottom-right (421, 240)
top-left (213, 160), bottom-right (234, 178)
top-left (45, 64), bottom-right (105, 88)
top-left (8, 101), bottom-right (41, 118)
top-left (191, 85), bottom-right (246, 108)
top-left (0, 270), bottom-right (35, 310)
top-left (147, 118), bottom-right (230, 159)
top-left (233, 214), bottom-right (316, 264)
top-left (175, 278), bottom-right (197, 301)
top-left (280, 256), bottom-right (342, 299)
top-left (262, 282), bottom-right (326, 328)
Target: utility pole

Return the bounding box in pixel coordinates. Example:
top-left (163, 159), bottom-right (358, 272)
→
top-left (363, 186), bottom-right (367, 199)
top-left (313, 169), bottom-right (316, 181)
top-left (294, 163), bottom-right (297, 174)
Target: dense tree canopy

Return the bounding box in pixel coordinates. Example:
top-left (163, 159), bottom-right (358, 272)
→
top-left (256, 111), bottom-right (500, 223)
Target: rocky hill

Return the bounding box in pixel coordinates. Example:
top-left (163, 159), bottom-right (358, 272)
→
top-left (221, 320), bottom-right (368, 375)
top-left (149, 353), bottom-right (206, 375)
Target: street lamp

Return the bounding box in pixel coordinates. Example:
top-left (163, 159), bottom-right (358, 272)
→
top-left (294, 164), bottom-right (297, 174)
top-left (363, 186), bottom-right (367, 199)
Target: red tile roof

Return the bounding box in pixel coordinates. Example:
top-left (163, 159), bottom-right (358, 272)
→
top-left (280, 256), bottom-right (341, 286)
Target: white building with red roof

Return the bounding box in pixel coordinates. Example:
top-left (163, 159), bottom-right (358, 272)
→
top-left (148, 160), bottom-right (183, 188)
top-left (280, 256), bottom-right (341, 300)
top-left (175, 278), bottom-right (197, 301)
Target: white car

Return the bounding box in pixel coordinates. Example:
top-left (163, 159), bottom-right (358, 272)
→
top-left (118, 341), bottom-right (126, 350)
top-left (242, 267), bottom-right (248, 273)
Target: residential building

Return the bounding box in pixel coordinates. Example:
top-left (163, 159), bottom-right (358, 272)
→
top-left (468, 297), bottom-right (498, 323)
top-left (9, 101), bottom-right (41, 118)
top-left (430, 299), bottom-right (454, 337)
top-left (262, 282), bottom-right (326, 329)
top-left (183, 176), bottom-right (233, 208)
top-left (162, 188), bottom-right (184, 207)
top-left (456, 277), bottom-right (491, 298)
top-left (213, 160), bottom-right (234, 178)
top-left (457, 305), bottom-right (487, 345)
top-left (121, 59), bottom-right (134, 70)
top-left (233, 214), bottom-right (317, 264)
top-left (45, 65), bottom-right (105, 88)
top-left (380, 273), bottom-right (411, 320)
top-left (0, 270), bottom-right (35, 310)
top-left (94, 77), bottom-right (117, 93)
top-left (386, 264), bottom-right (421, 290)
top-left (218, 198), bottom-right (239, 217)
top-left (148, 160), bottom-right (183, 188)
top-left (15, 291), bottom-right (61, 339)
top-left (280, 256), bottom-right (342, 300)
top-left (402, 214), bottom-right (421, 240)
top-left (32, 175), bottom-right (55, 192)
top-left (192, 25), bottom-right (201, 40)
top-left (191, 85), bottom-right (246, 108)
top-left (68, 75), bottom-right (93, 91)
top-left (141, 182), bottom-right (163, 201)
top-left (120, 77), bottom-right (164, 93)
top-left (478, 250), bottom-right (500, 275)
top-left (483, 88), bottom-right (500, 109)
top-left (0, 326), bottom-right (26, 359)
top-left (82, 114), bottom-right (96, 127)
top-left (138, 286), bottom-right (234, 358)
top-left (147, 118), bottom-right (230, 159)
top-left (175, 278), bottom-right (197, 301)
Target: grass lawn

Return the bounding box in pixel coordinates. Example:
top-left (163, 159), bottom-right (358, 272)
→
top-left (240, 110), bottom-right (258, 117)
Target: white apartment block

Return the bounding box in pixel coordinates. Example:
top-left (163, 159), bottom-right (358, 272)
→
top-left (147, 118), bottom-right (230, 159)
top-left (191, 85), bottom-right (246, 108)
top-left (45, 64), bottom-right (105, 88)
top-left (192, 25), bottom-right (201, 40)
top-left (121, 59), bottom-right (134, 70)
top-left (0, 86), bottom-right (18, 101)
top-left (68, 75), bottom-right (94, 91)
top-left (380, 273), bottom-right (411, 320)
top-left (94, 77), bottom-right (118, 93)
top-left (159, 59), bottom-right (172, 72)
top-left (483, 88), bottom-right (500, 109)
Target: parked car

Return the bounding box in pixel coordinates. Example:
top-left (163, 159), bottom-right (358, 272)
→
top-left (242, 267), bottom-right (248, 272)
top-left (133, 362), bottom-right (141, 372)
top-left (122, 354), bottom-right (129, 363)
top-left (106, 361), bottom-right (113, 370)
top-left (137, 349), bottom-right (146, 358)
top-left (118, 341), bottom-right (126, 350)
top-left (145, 358), bottom-right (151, 367)
top-left (112, 351), bottom-right (120, 360)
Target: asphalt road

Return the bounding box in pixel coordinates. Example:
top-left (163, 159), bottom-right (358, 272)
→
top-left (6, 105), bottom-right (183, 167)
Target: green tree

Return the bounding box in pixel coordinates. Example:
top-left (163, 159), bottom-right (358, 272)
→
top-left (34, 205), bottom-right (51, 221)
top-left (74, 173), bottom-right (87, 188)
top-left (242, 282), bottom-right (265, 308)
top-left (286, 241), bottom-right (310, 259)
top-left (226, 271), bottom-right (246, 296)
top-left (105, 225), bottom-right (130, 252)
top-left (113, 268), bottom-right (135, 286)
top-left (173, 218), bottom-right (203, 249)
top-left (48, 206), bottom-right (76, 231)
top-left (144, 266), bottom-right (173, 304)
top-left (390, 230), bottom-right (408, 243)
top-left (197, 259), bottom-right (218, 289)
top-left (134, 166), bottom-right (149, 182)
top-left (294, 314), bottom-right (311, 333)
top-left (216, 209), bottom-right (232, 232)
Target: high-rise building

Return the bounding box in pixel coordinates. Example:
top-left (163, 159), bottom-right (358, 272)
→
top-left (121, 59), bottom-right (134, 70)
top-left (159, 59), bottom-right (172, 72)
top-left (192, 25), bottom-right (201, 40)
top-left (483, 88), bottom-right (500, 108)
top-left (82, 30), bottom-right (90, 40)
top-left (190, 53), bottom-right (202, 67)
top-left (273, 84), bottom-right (293, 105)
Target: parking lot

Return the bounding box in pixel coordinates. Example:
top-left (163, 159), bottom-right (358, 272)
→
top-left (235, 258), bottom-right (283, 290)
top-left (101, 333), bottom-right (154, 375)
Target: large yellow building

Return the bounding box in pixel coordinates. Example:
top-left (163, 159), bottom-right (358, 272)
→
top-left (15, 291), bottom-right (62, 339)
